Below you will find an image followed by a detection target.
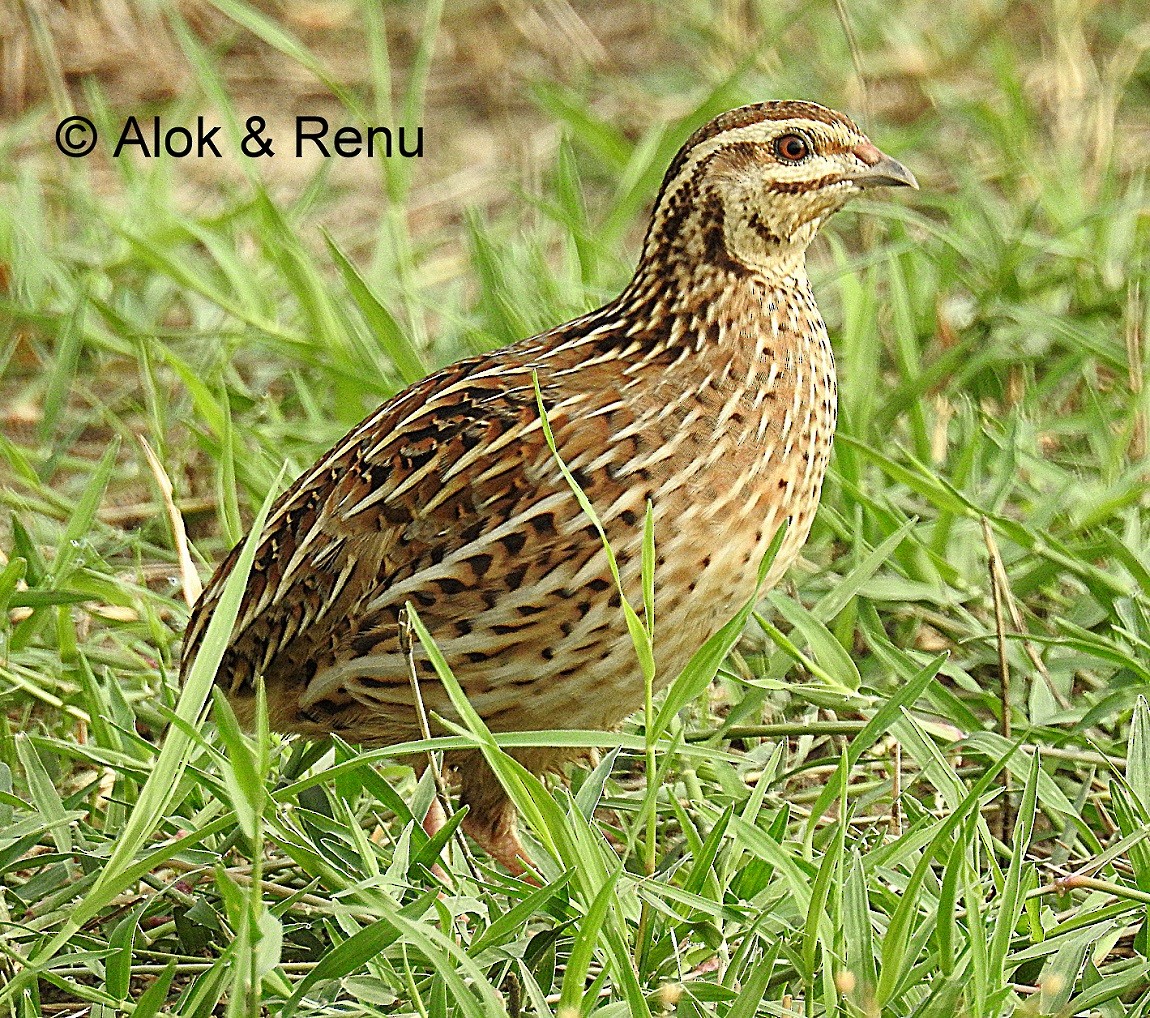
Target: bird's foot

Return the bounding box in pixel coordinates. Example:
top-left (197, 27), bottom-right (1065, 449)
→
top-left (462, 810), bottom-right (541, 885)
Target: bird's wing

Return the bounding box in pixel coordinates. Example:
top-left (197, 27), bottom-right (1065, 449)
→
top-left (180, 340), bottom-right (630, 721)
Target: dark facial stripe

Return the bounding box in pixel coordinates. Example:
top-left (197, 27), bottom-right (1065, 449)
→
top-left (749, 213), bottom-right (784, 246)
top-left (764, 174), bottom-right (845, 194)
top-left (643, 152), bottom-right (840, 263)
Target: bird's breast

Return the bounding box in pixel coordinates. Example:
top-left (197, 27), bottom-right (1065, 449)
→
top-left (567, 300), bottom-right (837, 697)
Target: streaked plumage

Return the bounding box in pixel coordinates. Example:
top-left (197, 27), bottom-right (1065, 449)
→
top-left (182, 100), bottom-right (916, 873)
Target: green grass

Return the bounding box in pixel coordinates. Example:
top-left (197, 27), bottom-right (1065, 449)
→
top-left (2, 0), bottom-right (1150, 1014)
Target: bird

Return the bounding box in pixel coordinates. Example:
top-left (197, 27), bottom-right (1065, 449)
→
top-left (181, 100), bottom-right (916, 877)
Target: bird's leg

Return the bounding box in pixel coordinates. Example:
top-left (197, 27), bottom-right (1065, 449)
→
top-left (422, 793), bottom-right (447, 838)
top-left (461, 805), bottom-right (539, 883)
top-left (421, 795), bottom-right (451, 882)
top-left (460, 769), bottom-right (540, 883)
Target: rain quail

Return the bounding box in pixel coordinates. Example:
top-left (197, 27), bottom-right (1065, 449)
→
top-left (182, 100), bottom-right (917, 874)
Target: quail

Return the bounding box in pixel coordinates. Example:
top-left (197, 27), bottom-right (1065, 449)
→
top-left (182, 101), bottom-right (917, 875)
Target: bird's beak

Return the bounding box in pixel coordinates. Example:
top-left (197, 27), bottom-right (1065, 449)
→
top-left (848, 140), bottom-right (919, 190)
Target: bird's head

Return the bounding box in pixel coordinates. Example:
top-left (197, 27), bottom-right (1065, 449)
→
top-left (641, 101), bottom-right (917, 280)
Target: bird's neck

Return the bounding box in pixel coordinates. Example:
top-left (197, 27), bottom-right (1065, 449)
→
top-left (612, 244), bottom-right (821, 359)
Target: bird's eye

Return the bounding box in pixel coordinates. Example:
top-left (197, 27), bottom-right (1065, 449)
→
top-left (775, 133), bottom-right (811, 163)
